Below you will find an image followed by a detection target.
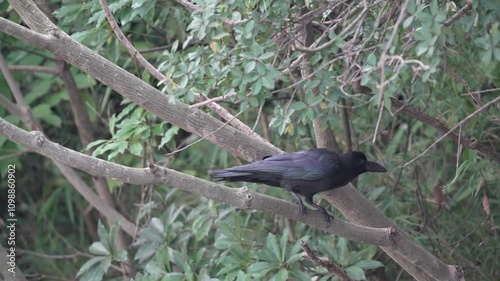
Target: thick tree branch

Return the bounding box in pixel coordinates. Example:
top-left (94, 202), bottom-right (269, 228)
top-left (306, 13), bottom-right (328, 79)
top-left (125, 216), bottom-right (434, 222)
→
top-left (0, 116), bottom-right (394, 245)
top-left (0, 116), bottom-right (469, 281)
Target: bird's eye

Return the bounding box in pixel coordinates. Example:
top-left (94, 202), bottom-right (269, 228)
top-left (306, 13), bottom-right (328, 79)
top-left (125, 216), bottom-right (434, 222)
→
top-left (357, 159), bottom-right (365, 165)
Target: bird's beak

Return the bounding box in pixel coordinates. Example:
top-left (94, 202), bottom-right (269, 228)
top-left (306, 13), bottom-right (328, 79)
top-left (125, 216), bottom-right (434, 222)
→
top-left (365, 161), bottom-right (387, 172)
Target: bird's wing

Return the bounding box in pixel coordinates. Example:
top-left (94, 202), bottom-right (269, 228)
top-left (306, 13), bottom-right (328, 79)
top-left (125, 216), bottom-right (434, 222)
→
top-left (242, 150), bottom-right (340, 181)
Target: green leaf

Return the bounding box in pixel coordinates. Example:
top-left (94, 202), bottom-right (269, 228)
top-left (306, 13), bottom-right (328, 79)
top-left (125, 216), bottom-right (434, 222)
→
top-left (249, 96), bottom-right (259, 107)
top-left (272, 268), bottom-right (288, 281)
top-left (89, 242), bottom-right (110, 256)
top-left (261, 75), bottom-right (275, 89)
top-left (337, 238), bottom-right (348, 265)
top-left (32, 104), bottom-right (52, 118)
top-left (266, 233), bottom-right (281, 262)
top-left (403, 16), bottom-right (414, 29)
top-left (183, 262), bottom-right (194, 281)
top-left (252, 79), bottom-right (263, 95)
top-left (353, 260), bottom-right (384, 270)
top-left (76, 256), bottom-right (104, 277)
top-left (245, 60), bottom-right (256, 73)
top-left (346, 266), bottom-right (366, 280)
top-left (245, 20), bottom-right (255, 36)
top-left (256, 62), bottom-right (267, 75)
top-left (97, 220), bottom-right (109, 251)
top-left (248, 262), bottom-right (275, 276)
top-left (108, 221), bottom-right (121, 255)
top-left (291, 102), bottom-right (307, 110)
top-left (129, 142), bottom-right (143, 156)
top-left (279, 228), bottom-right (288, 262)
top-left (193, 215), bottom-right (213, 241)
top-left (407, 0), bottom-right (417, 14)
top-left (481, 50), bottom-right (493, 64)
top-left (286, 253), bottom-right (302, 264)
top-left (159, 126), bottom-right (179, 149)
top-left (162, 273), bottom-right (185, 281)
top-left (259, 52), bottom-right (275, 60)
top-left (114, 250), bottom-right (128, 262)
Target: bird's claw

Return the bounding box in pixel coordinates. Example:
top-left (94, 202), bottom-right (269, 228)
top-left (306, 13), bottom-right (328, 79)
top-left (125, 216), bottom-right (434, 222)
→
top-left (321, 211), bottom-right (334, 227)
top-left (297, 202), bottom-right (307, 216)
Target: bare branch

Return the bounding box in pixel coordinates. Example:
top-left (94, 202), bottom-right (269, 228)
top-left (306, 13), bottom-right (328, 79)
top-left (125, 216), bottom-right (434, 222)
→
top-left (0, 117), bottom-right (396, 245)
top-left (444, 2), bottom-right (472, 27)
top-left (8, 64), bottom-right (59, 73)
top-left (401, 95), bottom-right (500, 167)
top-left (98, 0), bottom-right (167, 83)
top-left (166, 110), bottom-right (244, 156)
top-left (374, 0), bottom-right (411, 142)
top-left (189, 91), bottom-right (237, 108)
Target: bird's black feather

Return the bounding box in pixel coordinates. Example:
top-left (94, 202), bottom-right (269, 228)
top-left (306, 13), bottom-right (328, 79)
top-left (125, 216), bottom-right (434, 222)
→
top-left (209, 149), bottom-right (387, 226)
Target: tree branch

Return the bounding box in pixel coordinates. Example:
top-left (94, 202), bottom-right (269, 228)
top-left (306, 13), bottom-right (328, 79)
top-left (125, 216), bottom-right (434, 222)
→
top-left (98, 0), bottom-right (167, 83)
top-left (0, 116), bottom-right (394, 245)
top-left (0, 116), bottom-right (466, 281)
top-left (401, 95), bottom-right (500, 167)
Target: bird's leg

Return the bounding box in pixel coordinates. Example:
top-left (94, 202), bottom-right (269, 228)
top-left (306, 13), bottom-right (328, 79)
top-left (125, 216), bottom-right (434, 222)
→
top-left (304, 195), bottom-right (334, 227)
top-left (290, 192), bottom-right (307, 216)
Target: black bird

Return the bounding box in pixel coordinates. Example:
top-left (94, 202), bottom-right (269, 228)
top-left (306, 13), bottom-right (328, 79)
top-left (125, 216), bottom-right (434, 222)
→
top-left (208, 149), bottom-right (387, 225)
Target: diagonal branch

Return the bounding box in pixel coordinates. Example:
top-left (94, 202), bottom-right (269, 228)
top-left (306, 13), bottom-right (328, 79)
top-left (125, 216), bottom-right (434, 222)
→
top-left (401, 95), bottom-right (500, 167)
top-left (98, 0), bottom-right (168, 83)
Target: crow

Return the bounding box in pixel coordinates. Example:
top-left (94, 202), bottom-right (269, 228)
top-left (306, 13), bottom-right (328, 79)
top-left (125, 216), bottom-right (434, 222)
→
top-left (208, 149), bottom-right (387, 226)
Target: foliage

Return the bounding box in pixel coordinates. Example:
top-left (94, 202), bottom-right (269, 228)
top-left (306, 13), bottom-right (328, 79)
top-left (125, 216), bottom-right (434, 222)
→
top-left (1, 0), bottom-right (499, 280)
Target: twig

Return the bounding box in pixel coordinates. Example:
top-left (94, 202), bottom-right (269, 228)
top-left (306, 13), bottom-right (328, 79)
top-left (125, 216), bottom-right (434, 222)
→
top-left (372, 99), bottom-right (385, 143)
top-left (301, 241), bottom-right (352, 281)
top-left (445, 66), bottom-right (482, 106)
top-left (189, 91), bottom-right (237, 108)
top-left (341, 99), bottom-right (352, 152)
top-left (443, 2), bottom-right (472, 27)
top-left (294, 1), bottom-right (371, 53)
top-left (461, 87), bottom-right (500, 96)
top-left (401, 95), bottom-right (500, 167)
top-left (253, 105), bottom-right (263, 132)
top-left (165, 110), bottom-right (245, 156)
top-left (8, 65), bottom-right (59, 74)
top-left (444, 125), bottom-right (463, 190)
top-left (98, 0), bottom-right (170, 83)
top-left (378, 0), bottom-right (411, 105)
top-left (374, 0), bottom-right (410, 142)
top-left (196, 93), bottom-right (272, 145)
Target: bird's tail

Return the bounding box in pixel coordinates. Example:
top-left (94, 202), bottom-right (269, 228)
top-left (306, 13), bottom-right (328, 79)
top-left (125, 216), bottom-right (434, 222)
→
top-left (208, 168), bottom-right (254, 182)
top-left (208, 165), bottom-right (280, 186)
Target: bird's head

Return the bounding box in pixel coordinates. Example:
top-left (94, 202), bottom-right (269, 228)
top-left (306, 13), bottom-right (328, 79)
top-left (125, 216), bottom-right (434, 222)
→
top-left (350, 151), bottom-right (387, 175)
